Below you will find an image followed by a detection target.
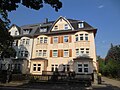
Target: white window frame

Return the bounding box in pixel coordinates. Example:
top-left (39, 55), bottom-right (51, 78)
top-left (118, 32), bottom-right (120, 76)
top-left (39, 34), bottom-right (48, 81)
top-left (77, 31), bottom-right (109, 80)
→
top-left (84, 64), bottom-right (88, 73)
top-left (26, 39), bottom-right (29, 45)
top-left (76, 49), bottom-right (79, 57)
top-left (36, 50), bottom-right (38, 56)
top-left (54, 25), bottom-right (58, 30)
top-left (44, 37), bottom-right (48, 43)
top-left (64, 36), bottom-right (69, 43)
top-left (15, 31), bottom-right (18, 35)
top-left (38, 50), bottom-right (42, 56)
top-left (80, 48), bottom-right (84, 55)
top-left (64, 24), bottom-right (68, 30)
top-left (40, 37), bottom-right (43, 43)
top-left (80, 34), bottom-right (84, 41)
top-left (64, 50), bottom-right (69, 57)
top-left (86, 48), bottom-right (89, 55)
top-left (53, 37), bottom-right (58, 43)
top-left (43, 50), bottom-right (47, 57)
top-left (85, 34), bottom-right (88, 41)
top-left (53, 50), bottom-right (58, 57)
top-left (37, 64), bottom-right (41, 71)
top-left (40, 28), bottom-right (47, 32)
top-left (75, 35), bottom-right (78, 41)
top-left (33, 64), bottom-right (37, 71)
top-left (78, 22), bottom-right (84, 28)
top-left (78, 64), bottom-right (82, 73)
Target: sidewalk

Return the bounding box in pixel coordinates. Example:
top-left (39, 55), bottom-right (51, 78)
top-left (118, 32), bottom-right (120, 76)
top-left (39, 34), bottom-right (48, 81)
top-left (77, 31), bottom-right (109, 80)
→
top-left (0, 80), bottom-right (29, 87)
top-left (102, 77), bottom-right (120, 88)
top-left (92, 76), bottom-right (120, 90)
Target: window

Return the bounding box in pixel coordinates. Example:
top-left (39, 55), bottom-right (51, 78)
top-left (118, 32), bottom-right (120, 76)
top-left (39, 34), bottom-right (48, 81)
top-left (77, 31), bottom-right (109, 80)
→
top-left (36, 50), bottom-right (38, 56)
top-left (85, 34), bottom-right (88, 41)
top-left (37, 38), bottom-right (39, 44)
top-left (84, 64), bottom-right (88, 73)
top-left (76, 49), bottom-right (79, 56)
top-left (75, 35), bottom-right (78, 41)
top-left (37, 64), bottom-right (41, 71)
top-left (53, 37), bottom-right (58, 43)
top-left (40, 37), bottom-right (43, 43)
top-left (23, 29), bottom-right (31, 34)
top-left (40, 28), bottom-right (47, 32)
top-left (64, 24), bottom-right (68, 30)
top-left (25, 51), bottom-right (28, 57)
top-left (20, 51), bottom-right (28, 57)
top-left (22, 39), bottom-right (25, 44)
top-left (39, 50), bottom-right (42, 56)
top-left (33, 64), bottom-right (37, 71)
top-left (43, 50), bottom-right (47, 57)
top-left (44, 37), bottom-right (47, 43)
top-left (15, 31), bottom-right (18, 35)
top-left (64, 50), bottom-right (69, 57)
top-left (86, 48), bottom-right (89, 55)
top-left (55, 65), bottom-right (58, 71)
top-left (80, 34), bottom-right (83, 40)
top-left (54, 25), bottom-right (58, 30)
top-left (13, 40), bottom-right (18, 46)
top-left (14, 64), bottom-right (21, 71)
top-left (33, 64), bottom-right (41, 72)
top-left (51, 65), bottom-right (54, 71)
top-left (80, 48), bottom-right (84, 55)
top-left (53, 50), bottom-right (58, 57)
top-left (78, 64), bottom-right (82, 72)
top-left (78, 22), bottom-right (84, 28)
top-left (26, 39), bottom-right (30, 45)
top-left (21, 51), bottom-right (24, 57)
top-left (64, 36), bottom-right (69, 42)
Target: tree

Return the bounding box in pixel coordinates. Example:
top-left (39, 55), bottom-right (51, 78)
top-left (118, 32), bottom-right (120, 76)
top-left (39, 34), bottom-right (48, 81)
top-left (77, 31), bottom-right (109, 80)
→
top-left (0, 0), bottom-right (62, 58)
top-left (0, 19), bottom-right (16, 58)
top-left (105, 44), bottom-right (120, 78)
top-left (106, 44), bottom-right (120, 63)
top-left (0, 0), bottom-right (62, 27)
top-left (97, 56), bottom-right (105, 74)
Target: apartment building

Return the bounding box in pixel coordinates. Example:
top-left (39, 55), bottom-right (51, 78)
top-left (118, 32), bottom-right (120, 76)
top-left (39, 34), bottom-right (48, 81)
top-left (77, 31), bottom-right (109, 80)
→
top-left (9, 16), bottom-right (97, 75)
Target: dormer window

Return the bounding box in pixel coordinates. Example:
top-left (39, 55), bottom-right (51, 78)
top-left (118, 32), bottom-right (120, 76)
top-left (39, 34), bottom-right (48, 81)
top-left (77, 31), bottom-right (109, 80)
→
top-left (54, 26), bottom-right (58, 30)
top-left (78, 22), bottom-right (84, 28)
top-left (64, 24), bottom-right (68, 30)
top-left (23, 29), bottom-right (32, 34)
top-left (40, 27), bottom-right (47, 32)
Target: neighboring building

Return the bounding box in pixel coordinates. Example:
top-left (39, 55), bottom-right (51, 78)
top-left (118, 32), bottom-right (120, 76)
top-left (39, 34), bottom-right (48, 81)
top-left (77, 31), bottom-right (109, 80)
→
top-left (8, 16), bottom-right (97, 75)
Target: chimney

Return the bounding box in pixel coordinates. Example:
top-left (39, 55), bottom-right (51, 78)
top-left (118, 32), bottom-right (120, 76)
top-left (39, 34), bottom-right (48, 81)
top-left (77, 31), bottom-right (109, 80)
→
top-left (45, 18), bottom-right (48, 23)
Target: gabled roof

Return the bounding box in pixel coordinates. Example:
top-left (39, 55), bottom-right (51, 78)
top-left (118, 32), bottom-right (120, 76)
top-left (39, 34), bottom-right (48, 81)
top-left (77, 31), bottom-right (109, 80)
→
top-left (49, 16), bottom-right (74, 32)
top-left (9, 16), bottom-right (97, 38)
top-left (9, 24), bottom-right (21, 34)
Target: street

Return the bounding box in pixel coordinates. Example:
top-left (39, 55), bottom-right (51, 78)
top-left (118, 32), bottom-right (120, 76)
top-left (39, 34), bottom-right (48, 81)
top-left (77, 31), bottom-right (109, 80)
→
top-left (0, 77), bottom-right (120, 90)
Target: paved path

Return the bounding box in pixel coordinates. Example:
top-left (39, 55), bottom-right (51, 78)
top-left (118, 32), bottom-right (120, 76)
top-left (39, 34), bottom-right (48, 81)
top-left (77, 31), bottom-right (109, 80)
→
top-left (93, 76), bottom-right (120, 90)
top-left (0, 77), bottom-right (120, 90)
top-left (102, 77), bottom-right (120, 88)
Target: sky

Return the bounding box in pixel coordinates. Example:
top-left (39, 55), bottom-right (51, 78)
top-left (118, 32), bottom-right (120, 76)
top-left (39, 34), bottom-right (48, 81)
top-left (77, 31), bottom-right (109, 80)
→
top-left (8, 0), bottom-right (120, 58)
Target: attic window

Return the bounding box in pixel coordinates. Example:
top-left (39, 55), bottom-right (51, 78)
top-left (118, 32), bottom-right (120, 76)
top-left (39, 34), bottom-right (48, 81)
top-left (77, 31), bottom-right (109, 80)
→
top-left (78, 22), bottom-right (84, 28)
top-left (40, 27), bottom-right (47, 32)
top-left (54, 25), bottom-right (58, 30)
top-left (23, 29), bottom-right (32, 34)
top-left (15, 31), bottom-right (18, 35)
top-left (64, 24), bottom-right (68, 30)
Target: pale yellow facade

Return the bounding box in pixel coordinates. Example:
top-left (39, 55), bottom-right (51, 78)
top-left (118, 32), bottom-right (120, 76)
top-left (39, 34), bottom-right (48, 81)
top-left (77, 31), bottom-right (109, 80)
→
top-left (8, 16), bottom-right (97, 75)
top-left (30, 17), bottom-right (97, 75)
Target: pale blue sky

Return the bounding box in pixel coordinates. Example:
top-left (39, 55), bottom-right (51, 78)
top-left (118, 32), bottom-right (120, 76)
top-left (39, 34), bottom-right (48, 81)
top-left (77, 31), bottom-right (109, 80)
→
top-left (8, 0), bottom-right (120, 58)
